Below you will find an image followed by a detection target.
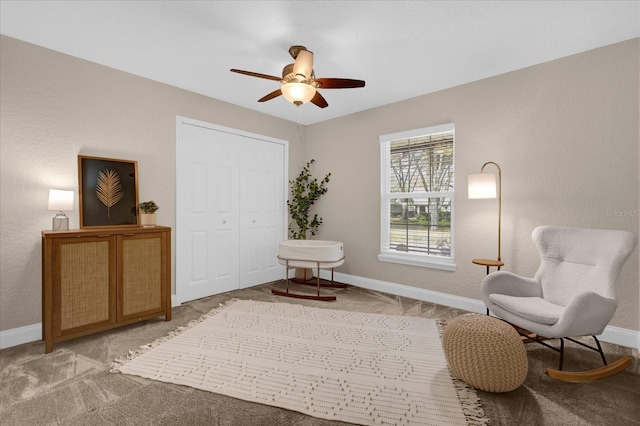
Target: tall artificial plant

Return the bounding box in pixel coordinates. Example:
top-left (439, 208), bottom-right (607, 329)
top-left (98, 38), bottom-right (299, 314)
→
top-left (287, 159), bottom-right (331, 240)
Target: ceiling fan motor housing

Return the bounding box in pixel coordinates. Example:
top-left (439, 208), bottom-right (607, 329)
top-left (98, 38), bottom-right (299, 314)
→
top-left (282, 63), bottom-right (316, 85)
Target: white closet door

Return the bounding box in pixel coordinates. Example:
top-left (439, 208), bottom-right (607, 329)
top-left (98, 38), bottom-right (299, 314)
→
top-left (239, 138), bottom-right (285, 288)
top-left (177, 124), bottom-right (240, 302)
top-left (176, 118), bottom-right (287, 304)
top-left (209, 131), bottom-right (242, 293)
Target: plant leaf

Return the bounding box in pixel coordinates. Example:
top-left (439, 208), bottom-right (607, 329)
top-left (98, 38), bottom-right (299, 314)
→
top-left (96, 169), bottom-right (124, 217)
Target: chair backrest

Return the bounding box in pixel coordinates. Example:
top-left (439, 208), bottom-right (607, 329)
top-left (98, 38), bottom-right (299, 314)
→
top-left (532, 226), bottom-right (637, 306)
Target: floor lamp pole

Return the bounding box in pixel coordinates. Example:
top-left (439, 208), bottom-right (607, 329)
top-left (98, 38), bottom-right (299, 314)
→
top-left (480, 161), bottom-right (502, 262)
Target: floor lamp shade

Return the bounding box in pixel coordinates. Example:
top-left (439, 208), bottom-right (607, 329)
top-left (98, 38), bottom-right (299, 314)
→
top-left (48, 189), bottom-right (74, 231)
top-left (468, 173), bottom-right (497, 199)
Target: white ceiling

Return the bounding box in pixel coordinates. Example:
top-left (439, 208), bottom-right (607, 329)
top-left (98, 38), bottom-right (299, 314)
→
top-left (1, 1), bottom-right (638, 125)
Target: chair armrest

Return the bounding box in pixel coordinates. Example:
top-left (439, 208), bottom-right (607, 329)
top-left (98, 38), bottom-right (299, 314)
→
top-left (555, 291), bottom-right (617, 336)
top-left (480, 271), bottom-right (542, 299)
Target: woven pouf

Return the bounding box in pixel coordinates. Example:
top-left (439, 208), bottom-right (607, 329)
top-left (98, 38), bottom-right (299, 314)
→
top-left (443, 313), bottom-right (528, 392)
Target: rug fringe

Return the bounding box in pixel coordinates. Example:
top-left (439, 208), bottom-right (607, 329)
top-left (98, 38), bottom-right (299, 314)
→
top-left (437, 319), bottom-right (491, 425)
top-left (110, 298), bottom-right (240, 373)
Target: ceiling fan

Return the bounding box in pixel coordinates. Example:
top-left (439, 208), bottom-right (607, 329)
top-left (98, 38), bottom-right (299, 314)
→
top-left (230, 45), bottom-right (365, 108)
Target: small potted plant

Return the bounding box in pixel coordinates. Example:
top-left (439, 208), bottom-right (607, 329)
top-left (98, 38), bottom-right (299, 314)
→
top-left (139, 201), bottom-right (159, 227)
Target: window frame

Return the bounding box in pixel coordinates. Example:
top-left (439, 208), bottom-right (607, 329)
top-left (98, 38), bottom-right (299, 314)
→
top-left (378, 123), bottom-right (456, 271)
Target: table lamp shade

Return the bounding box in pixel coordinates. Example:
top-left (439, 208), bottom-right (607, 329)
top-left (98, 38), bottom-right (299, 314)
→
top-left (48, 189), bottom-right (74, 211)
top-left (468, 173), bottom-right (497, 199)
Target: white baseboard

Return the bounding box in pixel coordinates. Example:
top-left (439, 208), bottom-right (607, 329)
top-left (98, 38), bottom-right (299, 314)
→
top-left (327, 270), bottom-right (486, 314)
top-left (0, 323), bottom-right (42, 350)
top-left (1, 298), bottom-right (181, 351)
top-left (599, 325), bottom-right (640, 349)
top-left (320, 270), bottom-right (640, 350)
top-left (3, 274), bottom-right (639, 351)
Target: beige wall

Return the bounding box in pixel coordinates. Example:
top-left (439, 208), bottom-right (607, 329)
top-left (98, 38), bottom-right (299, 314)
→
top-left (0, 35), bottom-right (304, 331)
top-left (307, 38), bottom-right (639, 331)
top-left (1, 35), bottom-right (638, 334)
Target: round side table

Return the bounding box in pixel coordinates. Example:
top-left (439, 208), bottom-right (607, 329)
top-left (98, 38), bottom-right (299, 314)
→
top-left (472, 258), bottom-right (504, 274)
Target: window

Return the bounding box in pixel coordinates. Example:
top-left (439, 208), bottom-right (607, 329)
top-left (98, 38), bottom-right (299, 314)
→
top-left (379, 123), bottom-right (455, 271)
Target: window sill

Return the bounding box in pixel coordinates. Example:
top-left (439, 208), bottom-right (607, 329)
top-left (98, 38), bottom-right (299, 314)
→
top-left (378, 252), bottom-right (456, 271)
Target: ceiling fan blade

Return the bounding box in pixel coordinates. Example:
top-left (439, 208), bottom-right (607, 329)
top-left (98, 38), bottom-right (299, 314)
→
top-left (315, 78), bottom-right (366, 89)
top-left (258, 88), bottom-right (282, 102)
top-left (310, 91), bottom-right (328, 108)
top-left (230, 69), bottom-right (282, 81)
top-left (293, 49), bottom-right (314, 79)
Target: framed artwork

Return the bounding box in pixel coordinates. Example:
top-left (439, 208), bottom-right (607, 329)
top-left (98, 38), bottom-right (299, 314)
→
top-left (78, 155), bottom-right (139, 228)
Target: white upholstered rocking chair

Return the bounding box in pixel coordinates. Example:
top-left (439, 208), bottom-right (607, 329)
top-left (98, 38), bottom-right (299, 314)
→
top-left (481, 225), bottom-right (637, 382)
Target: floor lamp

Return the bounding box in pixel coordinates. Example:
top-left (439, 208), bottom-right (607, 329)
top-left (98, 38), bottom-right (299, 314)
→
top-left (468, 161), bottom-right (502, 262)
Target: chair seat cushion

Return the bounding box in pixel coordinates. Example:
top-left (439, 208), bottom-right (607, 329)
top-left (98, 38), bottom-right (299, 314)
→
top-left (489, 294), bottom-right (564, 325)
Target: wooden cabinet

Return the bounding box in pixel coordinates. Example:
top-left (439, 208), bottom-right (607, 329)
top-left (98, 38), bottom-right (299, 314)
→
top-left (42, 226), bottom-right (171, 353)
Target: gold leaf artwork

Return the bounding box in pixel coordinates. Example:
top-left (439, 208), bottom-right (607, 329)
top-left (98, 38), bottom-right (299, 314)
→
top-left (96, 169), bottom-right (124, 218)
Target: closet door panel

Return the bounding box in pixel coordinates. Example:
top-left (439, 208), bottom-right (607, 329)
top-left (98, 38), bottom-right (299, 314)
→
top-left (209, 135), bottom-right (240, 292)
top-left (177, 124), bottom-right (239, 302)
top-left (239, 139), bottom-right (284, 287)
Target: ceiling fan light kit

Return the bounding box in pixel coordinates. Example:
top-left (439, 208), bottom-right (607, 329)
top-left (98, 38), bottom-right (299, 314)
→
top-left (281, 82), bottom-right (316, 106)
top-left (231, 45), bottom-right (365, 108)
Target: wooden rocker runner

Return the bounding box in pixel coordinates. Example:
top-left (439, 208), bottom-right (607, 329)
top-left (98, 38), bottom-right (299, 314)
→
top-left (545, 356), bottom-right (632, 383)
top-left (272, 240), bottom-right (347, 301)
top-left (516, 329), bottom-right (633, 383)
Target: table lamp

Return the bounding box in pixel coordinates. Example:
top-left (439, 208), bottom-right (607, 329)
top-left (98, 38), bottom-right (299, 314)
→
top-left (48, 189), bottom-right (74, 231)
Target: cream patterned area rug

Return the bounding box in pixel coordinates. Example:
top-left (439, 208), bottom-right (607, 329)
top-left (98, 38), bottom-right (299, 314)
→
top-left (112, 300), bottom-right (488, 425)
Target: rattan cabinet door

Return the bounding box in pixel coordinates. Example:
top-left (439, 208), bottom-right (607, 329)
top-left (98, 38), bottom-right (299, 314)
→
top-left (54, 236), bottom-right (117, 336)
top-left (117, 231), bottom-right (168, 321)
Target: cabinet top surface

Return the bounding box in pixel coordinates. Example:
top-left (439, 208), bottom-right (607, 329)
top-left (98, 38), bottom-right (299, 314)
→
top-left (42, 226), bottom-right (171, 238)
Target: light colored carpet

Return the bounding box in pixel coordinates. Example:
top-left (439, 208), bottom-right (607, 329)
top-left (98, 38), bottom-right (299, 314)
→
top-left (112, 299), bottom-right (488, 426)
